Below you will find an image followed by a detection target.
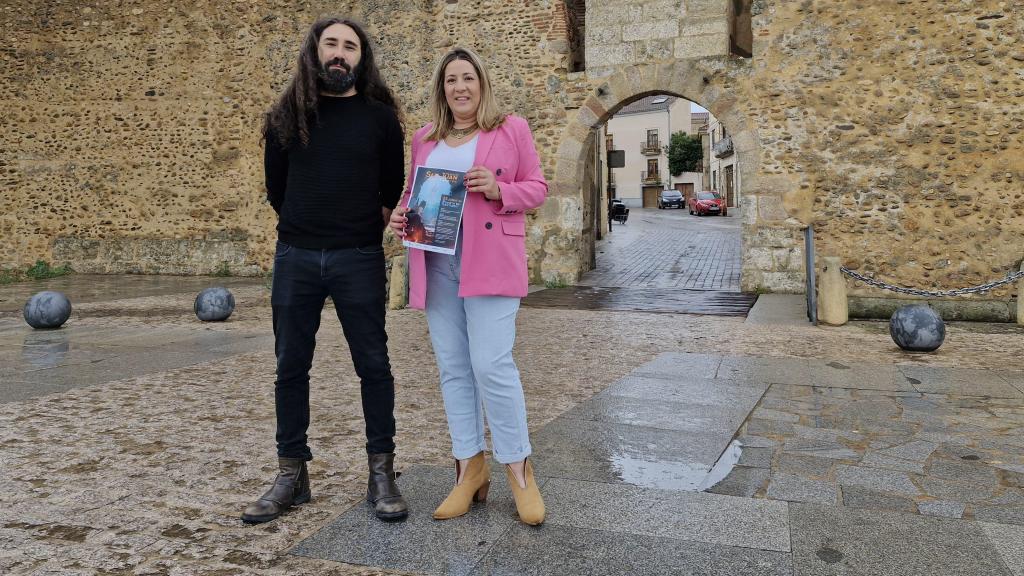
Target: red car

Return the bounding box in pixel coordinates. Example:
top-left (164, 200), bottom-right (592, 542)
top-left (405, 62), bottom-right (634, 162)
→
top-left (689, 191), bottom-right (724, 216)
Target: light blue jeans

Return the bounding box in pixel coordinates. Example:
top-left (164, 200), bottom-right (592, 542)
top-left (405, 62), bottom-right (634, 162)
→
top-left (424, 245), bottom-right (532, 465)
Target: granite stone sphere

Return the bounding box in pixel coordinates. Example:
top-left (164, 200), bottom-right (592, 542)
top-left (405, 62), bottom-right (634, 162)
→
top-left (194, 287), bottom-right (235, 322)
top-left (889, 305), bottom-right (945, 352)
top-left (23, 291), bottom-right (72, 329)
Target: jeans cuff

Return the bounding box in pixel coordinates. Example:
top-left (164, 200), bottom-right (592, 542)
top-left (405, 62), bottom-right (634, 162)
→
top-left (452, 442), bottom-right (488, 461)
top-left (492, 446), bottom-right (532, 465)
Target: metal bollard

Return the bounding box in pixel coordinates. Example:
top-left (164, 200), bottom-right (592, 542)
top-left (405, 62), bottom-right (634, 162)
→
top-left (818, 256), bottom-right (849, 326)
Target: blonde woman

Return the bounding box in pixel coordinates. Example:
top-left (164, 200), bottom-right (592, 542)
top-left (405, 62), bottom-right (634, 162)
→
top-left (389, 47), bottom-right (547, 525)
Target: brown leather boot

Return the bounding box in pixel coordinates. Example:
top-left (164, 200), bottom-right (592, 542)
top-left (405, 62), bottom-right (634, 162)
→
top-left (367, 453), bottom-right (409, 521)
top-left (241, 457), bottom-right (311, 524)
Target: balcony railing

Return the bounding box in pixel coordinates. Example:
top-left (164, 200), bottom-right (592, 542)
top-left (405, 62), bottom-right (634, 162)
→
top-left (713, 135), bottom-right (734, 158)
top-left (640, 140), bottom-right (661, 156)
top-left (641, 171), bottom-right (661, 185)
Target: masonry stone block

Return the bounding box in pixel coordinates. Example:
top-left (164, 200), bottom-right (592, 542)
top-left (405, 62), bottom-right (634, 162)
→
top-left (749, 247), bottom-right (774, 271)
top-left (685, 0), bottom-right (730, 18)
top-left (644, 0), bottom-right (685, 20)
top-left (587, 43), bottom-right (637, 67)
top-left (638, 39), bottom-right (676, 61)
top-left (623, 21), bottom-right (679, 42)
top-left (588, 25), bottom-right (622, 45)
top-left (680, 17), bottom-right (730, 37)
top-left (675, 34), bottom-right (730, 59)
top-left (590, 3), bottom-right (643, 23)
top-left (758, 197), bottom-right (790, 222)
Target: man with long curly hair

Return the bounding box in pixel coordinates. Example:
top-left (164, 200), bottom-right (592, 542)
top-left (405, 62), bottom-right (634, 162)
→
top-left (242, 17), bottom-right (408, 524)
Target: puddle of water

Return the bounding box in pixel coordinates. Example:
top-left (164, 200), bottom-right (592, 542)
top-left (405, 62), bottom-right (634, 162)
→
top-left (607, 440), bottom-right (745, 492)
top-left (609, 454), bottom-right (710, 490)
top-left (698, 440), bottom-right (743, 491)
top-left (21, 332), bottom-right (71, 369)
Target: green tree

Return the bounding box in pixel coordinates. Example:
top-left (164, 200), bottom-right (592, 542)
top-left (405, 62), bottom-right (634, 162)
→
top-left (665, 131), bottom-right (703, 176)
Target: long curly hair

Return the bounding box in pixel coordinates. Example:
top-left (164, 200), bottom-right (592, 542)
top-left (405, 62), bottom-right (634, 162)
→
top-left (263, 17), bottom-right (402, 148)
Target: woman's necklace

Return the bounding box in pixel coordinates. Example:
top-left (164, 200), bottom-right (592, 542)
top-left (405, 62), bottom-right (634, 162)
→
top-left (449, 124), bottom-right (478, 141)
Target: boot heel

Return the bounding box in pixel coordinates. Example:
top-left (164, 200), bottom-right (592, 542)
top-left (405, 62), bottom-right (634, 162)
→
top-left (473, 481), bottom-right (490, 503)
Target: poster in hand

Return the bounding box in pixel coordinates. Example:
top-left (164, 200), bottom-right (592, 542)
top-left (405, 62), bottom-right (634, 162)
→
top-left (402, 166), bottom-right (467, 255)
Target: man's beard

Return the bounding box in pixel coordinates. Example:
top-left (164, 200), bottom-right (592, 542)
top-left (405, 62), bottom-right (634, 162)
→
top-left (318, 59), bottom-right (358, 94)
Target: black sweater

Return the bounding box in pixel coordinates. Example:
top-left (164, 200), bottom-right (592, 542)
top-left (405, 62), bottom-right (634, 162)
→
top-left (264, 94), bottom-right (404, 249)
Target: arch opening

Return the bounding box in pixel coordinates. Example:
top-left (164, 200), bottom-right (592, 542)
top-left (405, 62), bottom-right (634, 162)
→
top-left (574, 90), bottom-right (746, 296)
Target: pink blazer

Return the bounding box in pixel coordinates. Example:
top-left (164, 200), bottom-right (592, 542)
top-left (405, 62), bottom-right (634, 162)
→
top-left (401, 115), bottom-right (548, 309)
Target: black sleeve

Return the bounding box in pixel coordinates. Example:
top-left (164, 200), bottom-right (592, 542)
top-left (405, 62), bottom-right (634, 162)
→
top-left (264, 129), bottom-right (288, 215)
top-left (379, 110), bottom-right (405, 210)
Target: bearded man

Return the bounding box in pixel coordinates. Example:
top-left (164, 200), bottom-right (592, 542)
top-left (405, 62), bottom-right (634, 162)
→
top-left (242, 17), bottom-right (407, 524)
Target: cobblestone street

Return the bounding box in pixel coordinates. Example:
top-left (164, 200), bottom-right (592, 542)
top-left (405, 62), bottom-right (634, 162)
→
top-left (579, 208), bottom-right (741, 292)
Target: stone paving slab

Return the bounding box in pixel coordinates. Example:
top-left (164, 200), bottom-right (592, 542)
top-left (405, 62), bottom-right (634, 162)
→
top-left (918, 500), bottom-right (966, 519)
top-left (562, 393), bottom-right (757, 435)
top-left (541, 478), bottom-right (791, 552)
top-left (789, 503), bottom-right (1014, 576)
top-left (705, 466), bottom-right (770, 497)
top-left (598, 373), bottom-right (767, 404)
top-left (528, 418), bottom-right (726, 489)
top-left (840, 485), bottom-right (918, 513)
top-left (631, 352), bottom-right (723, 379)
top-left (899, 365), bottom-right (1022, 398)
top-left (291, 466), bottom-right (536, 576)
top-left (766, 472), bottom-right (838, 506)
top-left (716, 356), bottom-right (813, 385)
top-left (474, 523), bottom-right (794, 576)
top-left (806, 361), bottom-right (909, 392)
top-left (980, 522), bottom-right (1024, 576)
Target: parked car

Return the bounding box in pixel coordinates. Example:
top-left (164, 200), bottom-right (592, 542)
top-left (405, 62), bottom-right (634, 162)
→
top-left (657, 189), bottom-right (684, 209)
top-left (688, 191), bottom-right (724, 216)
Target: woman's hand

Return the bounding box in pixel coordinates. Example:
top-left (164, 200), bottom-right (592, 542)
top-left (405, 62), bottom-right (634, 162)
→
top-left (388, 206), bottom-right (409, 237)
top-left (466, 166), bottom-right (501, 201)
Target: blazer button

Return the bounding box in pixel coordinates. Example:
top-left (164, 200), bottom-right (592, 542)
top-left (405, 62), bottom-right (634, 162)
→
top-left (485, 222), bottom-right (493, 230)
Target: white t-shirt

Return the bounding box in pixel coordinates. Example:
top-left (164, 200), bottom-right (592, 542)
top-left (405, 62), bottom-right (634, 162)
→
top-left (425, 135), bottom-right (479, 172)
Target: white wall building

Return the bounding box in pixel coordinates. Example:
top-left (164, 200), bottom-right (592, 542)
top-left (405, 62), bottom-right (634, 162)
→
top-left (708, 116), bottom-right (741, 208)
top-left (601, 96), bottom-right (703, 208)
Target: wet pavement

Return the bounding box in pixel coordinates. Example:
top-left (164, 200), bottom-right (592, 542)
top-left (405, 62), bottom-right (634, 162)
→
top-left (1, 274), bottom-right (1023, 575)
top-left (522, 286), bottom-right (756, 315)
top-left (580, 208), bottom-right (741, 291)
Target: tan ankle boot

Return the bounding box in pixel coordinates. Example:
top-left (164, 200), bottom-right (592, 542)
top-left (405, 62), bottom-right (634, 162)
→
top-left (433, 452), bottom-right (490, 520)
top-left (506, 458), bottom-right (544, 525)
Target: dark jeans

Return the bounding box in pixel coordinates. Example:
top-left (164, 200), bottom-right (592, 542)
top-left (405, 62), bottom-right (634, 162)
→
top-left (271, 240), bottom-right (396, 460)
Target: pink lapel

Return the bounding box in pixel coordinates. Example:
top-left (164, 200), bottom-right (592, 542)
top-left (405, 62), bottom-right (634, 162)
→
top-left (473, 127), bottom-right (496, 167)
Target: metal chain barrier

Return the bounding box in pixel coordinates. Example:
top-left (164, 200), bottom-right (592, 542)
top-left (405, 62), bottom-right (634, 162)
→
top-left (840, 267), bottom-right (1024, 298)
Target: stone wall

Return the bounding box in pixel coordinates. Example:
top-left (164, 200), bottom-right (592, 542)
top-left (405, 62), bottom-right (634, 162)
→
top-left (3, 0), bottom-right (1023, 301)
top-left (752, 0), bottom-right (1024, 299)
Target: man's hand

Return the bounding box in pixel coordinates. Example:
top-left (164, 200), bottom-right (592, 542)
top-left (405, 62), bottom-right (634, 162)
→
top-left (388, 206), bottom-right (408, 237)
top-left (382, 206), bottom-right (393, 230)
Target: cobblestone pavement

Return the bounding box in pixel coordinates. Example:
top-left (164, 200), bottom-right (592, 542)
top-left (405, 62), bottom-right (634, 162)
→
top-left (579, 208), bottom-right (741, 291)
top-left (1, 276), bottom-right (1023, 574)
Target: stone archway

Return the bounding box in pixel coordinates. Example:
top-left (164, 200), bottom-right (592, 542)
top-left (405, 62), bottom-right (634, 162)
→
top-left (540, 60), bottom-right (765, 292)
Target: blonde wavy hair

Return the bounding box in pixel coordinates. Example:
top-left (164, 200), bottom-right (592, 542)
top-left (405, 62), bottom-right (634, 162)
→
top-left (423, 47), bottom-right (506, 142)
